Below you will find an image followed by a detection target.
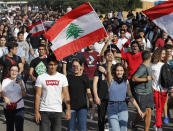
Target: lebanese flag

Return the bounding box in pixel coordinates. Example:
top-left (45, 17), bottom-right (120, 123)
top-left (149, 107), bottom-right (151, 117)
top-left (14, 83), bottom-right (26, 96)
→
top-left (29, 21), bottom-right (54, 36)
top-left (44, 2), bottom-right (107, 60)
top-left (142, 1), bottom-right (173, 38)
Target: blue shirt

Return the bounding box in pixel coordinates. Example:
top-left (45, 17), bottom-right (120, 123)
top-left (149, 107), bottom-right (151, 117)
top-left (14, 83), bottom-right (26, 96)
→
top-left (109, 80), bottom-right (127, 101)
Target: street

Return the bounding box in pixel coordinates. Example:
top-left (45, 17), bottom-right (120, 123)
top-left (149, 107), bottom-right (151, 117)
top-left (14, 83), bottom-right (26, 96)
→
top-left (0, 83), bottom-right (173, 131)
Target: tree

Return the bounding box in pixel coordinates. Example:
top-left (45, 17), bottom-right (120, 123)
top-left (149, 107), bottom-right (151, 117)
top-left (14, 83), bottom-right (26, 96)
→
top-left (66, 23), bottom-right (84, 40)
top-left (27, 0), bottom-right (142, 13)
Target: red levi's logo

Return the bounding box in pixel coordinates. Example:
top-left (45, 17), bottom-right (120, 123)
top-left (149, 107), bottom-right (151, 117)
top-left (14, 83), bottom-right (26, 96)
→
top-left (46, 80), bottom-right (59, 86)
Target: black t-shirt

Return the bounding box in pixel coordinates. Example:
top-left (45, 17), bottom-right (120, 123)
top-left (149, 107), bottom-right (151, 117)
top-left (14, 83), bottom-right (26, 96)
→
top-left (67, 74), bottom-right (89, 110)
top-left (0, 55), bottom-right (22, 80)
top-left (63, 52), bottom-right (85, 75)
top-left (94, 64), bottom-right (109, 100)
top-left (30, 57), bottom-right (47, 78)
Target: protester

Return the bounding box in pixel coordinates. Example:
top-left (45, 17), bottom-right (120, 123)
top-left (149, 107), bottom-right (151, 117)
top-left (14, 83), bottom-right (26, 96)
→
top-left (0, 2), bottom-right (173, 131)
top-left (0, 65), bottom-right (27, 131)
top-left (163, 44), bottom-right (173, 124)
top-left (106, 58), bottom-right (143, 131)
top-left (151, 48), bottom-right (167, 130)
top-left (0, 42), bottom-right (23, 81)
top-left (93, 49), bottom-right (113, 131)
top-left (132, 51), bottom-right (154, 131)
top-left (29, 44), bottom-right (47, 84)
top-left (35, 55), bottom-right (71, 131)
top-left (67, 59), bottom-right (94, 131)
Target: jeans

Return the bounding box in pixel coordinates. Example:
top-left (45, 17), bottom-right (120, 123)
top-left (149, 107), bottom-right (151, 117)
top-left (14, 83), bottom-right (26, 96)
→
top-left (40, 111), bottom-right (62, 131)
top-left (4, 108), bottom-right (24, 131)
top-left (107, 102), bottom-right (128, 131)
top-left (68, 109), bottom-right (87, 131)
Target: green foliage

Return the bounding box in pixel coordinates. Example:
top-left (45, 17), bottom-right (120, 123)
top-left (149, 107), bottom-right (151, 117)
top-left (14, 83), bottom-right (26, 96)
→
top-left (27, 0), bottom-right (142, 13)
top-left (66, 23), bottom-right (84, 40)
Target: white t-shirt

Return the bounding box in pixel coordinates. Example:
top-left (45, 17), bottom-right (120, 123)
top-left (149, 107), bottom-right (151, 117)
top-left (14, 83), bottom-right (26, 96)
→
top-left (151, 62), bottom-right (167, 92)
top-left (35, 72), bottom-right (68, 112)
top-left (0, 47), bottom-right (8, 57)
top-left (2, 78), bottom-right (25, 109)
top-left (143, 38), bottom-right (152, 50)
top-left (94, 42), bottom-right (105, 54)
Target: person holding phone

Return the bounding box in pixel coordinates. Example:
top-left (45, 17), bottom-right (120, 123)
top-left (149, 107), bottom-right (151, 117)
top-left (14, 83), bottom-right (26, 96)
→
top-left (0, 64), bottom-right (27, 131)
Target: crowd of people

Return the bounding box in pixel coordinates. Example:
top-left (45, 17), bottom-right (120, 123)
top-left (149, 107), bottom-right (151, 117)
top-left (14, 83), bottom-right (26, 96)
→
top-left (0, 4), bottom-right (173, 131)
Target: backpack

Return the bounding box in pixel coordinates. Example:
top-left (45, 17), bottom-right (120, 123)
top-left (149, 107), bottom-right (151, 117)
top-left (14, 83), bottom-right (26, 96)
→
top-left (160, 63), bottom-right (173, 89)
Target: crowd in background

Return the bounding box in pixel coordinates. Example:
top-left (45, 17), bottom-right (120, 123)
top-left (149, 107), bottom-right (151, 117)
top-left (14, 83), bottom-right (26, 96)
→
top-left (0, 4), bottom-right (172, 131)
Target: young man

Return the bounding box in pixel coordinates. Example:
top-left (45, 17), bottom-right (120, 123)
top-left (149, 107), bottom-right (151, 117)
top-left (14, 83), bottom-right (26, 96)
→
top-left (114, 41), bottom-right (143, 96)
top-left (29, 44), bottom-right (47, 83)
top-left (35, 55), bottom-right (71, 131)
top-left (82, 44), bottom-right (100, 79)
top-left (0, 42), bottom-right (23, 81)
top-left (163, 44), bottom-right (173, 124)
top-left (93, 49), bottom-right (112, 131)
top-left (17, 31), bottom-right (34, 64)
top-left (132, 51), bottom-right (154, 131)
top-left (17, 31), bottom-right (34, 82)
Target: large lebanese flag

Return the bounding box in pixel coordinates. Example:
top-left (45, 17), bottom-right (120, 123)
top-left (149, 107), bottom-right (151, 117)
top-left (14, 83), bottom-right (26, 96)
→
top-left (44, 2), bottom-right (107, 60)
top-left (142, 1), bottom-right (173, 38)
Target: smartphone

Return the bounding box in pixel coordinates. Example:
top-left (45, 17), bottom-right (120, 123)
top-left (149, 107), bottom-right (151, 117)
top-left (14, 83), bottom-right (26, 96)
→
top-left (16, 74), bottom-right (22, 81)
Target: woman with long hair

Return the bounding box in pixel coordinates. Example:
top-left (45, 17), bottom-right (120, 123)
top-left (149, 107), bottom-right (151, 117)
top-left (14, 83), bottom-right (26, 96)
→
top-left (151, 47), bottom-right (167, 130)
top-left (0, 65), bottom-right (27, 131)
top-left (106, 57), bottom-right (143, 131)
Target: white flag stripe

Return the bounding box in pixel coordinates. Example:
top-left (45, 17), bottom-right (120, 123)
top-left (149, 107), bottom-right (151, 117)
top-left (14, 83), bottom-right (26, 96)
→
top-left (153, 12), bottom-right (173, 38)
top-left (43, 21), bottom-right (54, 27)
top-left (30, 24), bottom-right (44, 34)
top-left (51, 11), bottom-right (103, 51)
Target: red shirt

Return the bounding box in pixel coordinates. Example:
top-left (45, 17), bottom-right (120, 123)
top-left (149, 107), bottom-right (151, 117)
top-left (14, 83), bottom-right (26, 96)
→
top-left (122, 52), bottom-right (143, 79)
top-left (82, 51), bottom-right (100, 79)
top-left (155, 38), bottom-right (165, 47)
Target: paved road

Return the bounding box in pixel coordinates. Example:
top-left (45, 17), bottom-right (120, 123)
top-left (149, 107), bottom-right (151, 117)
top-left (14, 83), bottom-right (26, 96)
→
top-left (0, 83), bottom-right (173, 131)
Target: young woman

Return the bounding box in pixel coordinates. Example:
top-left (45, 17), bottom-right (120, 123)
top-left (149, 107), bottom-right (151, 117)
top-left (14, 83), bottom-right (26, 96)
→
top-left (1, 65), bottom-right (27, 131)
top-left (106, 58), bottom-right (144, 131)
top-left (67, 59), bottom-right (94, 131)
top-left (151, 47), bottom-right (167, 130)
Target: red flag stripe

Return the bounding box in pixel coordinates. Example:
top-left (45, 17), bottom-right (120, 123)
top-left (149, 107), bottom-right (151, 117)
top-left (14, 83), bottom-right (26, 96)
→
top-left (31, 30), bottom-right (45, 36)
top-left (44, 2), bottom-right (93, 42)
top-left (53, 28), bottom-right (106, 60)
top-left (29, 20), bottom-right (43, 31)
top-left (142, 1), bottom-right (173, 20)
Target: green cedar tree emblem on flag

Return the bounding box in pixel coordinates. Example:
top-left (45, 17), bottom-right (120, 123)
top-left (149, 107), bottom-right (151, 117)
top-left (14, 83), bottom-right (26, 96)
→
top-left (66, 23), bottom-right (84, 40)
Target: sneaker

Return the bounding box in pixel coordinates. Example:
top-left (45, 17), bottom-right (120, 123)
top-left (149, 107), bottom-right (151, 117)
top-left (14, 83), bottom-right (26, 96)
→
top-left (153, 125), bottom-right (158, 131)
top-left (163, 117), bottom-right (169, 124)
